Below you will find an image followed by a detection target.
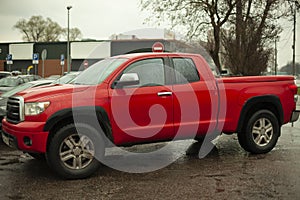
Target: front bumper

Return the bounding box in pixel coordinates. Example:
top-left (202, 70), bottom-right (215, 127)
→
top-left (2, 131), bottom-right (18, 148)
top-left (1, 118), bottom-right (49, 153)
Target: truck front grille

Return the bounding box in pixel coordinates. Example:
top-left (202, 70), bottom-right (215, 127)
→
top-left (6, 96), bottom-right (24, 124)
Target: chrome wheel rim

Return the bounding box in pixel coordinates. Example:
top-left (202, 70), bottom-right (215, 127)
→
top-left (251, 118), bottom-right (273, 147)
top-left (59, 134), bottom-right (95, 170)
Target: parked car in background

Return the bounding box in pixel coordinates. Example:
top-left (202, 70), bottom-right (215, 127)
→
top-left (11, 71), bottom-right (22, 76)
top-left (45, 72), bottom-right (81, 83)
top-left (0, 75), bottom-right (42, 94)
top-left (52, 71), bottom-right (81, 84)
top-left (23, 75), bottom-right (42, 81)
top-left (0, 79), bottom-right (54, 129)
top-left (46, 75), bottom-right (61, 80)
top-left (0, 71), bottom-right (12, 79)
top-left (0, 76), bottom-right (28, 94)
top-left (0, 73), bottom-right (80, 126)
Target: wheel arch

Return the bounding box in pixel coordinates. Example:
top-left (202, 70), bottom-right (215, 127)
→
top-left (237, 95), bottom-right (283, 133)
top-left (44, 106), bottom-right (113, 148)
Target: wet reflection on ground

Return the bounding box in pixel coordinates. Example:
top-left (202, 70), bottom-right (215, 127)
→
top-left (0, 121), bottom-right (300, 199)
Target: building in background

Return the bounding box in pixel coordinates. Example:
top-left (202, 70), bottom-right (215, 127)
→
top-left (0, 38), bottom-right (207, 77)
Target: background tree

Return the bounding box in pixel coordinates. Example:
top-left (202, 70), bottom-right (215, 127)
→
top-left (141, 0), bottom-right (294, 75)
top-left (62, 27), bottom-right (83, 41)
top-left (141, 0), bottom-right (235, 72)
top-left (14, 15), bottom-right (82, 42)
top-left (14, 16), bottom-right (47, 42)
top-left (43, 18), bottom-right (63, 42)
top-left (222, 0), bottom-right (286, 75)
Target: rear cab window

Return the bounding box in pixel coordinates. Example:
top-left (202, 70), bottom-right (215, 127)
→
top-left (172, 57), bottom-right (200, 84)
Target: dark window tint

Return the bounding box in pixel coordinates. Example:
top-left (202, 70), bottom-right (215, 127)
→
top-left (173, 58), bottom-right (200, 84)
top-left (123, 58), bottom-right (165, 87)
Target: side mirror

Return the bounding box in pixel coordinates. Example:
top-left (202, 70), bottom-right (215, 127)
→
top-left (115, 73), bottom-right (139, 88)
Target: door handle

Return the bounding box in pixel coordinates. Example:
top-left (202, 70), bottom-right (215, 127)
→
top-left (157, 92), bottom-right (172, 96)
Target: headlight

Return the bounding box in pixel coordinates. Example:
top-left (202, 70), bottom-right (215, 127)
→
top-left (25, 102), bottom-right (50, 116)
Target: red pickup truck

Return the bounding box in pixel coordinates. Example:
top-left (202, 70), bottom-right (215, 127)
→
top-left (2, 52), bottom-right (299, 179)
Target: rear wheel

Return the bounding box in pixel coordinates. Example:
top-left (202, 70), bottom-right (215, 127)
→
top-left (238, 110), bottom-right (280, 154)
top-left (46, 123), bottom-right (105, 179)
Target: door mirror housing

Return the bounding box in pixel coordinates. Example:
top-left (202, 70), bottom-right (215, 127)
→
top-left (115, 73), bottom-right (139, 88)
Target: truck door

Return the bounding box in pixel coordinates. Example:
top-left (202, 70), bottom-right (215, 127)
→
top-left (170, 56), bottom-right (219, 139)
top-left (109, 57), bottom-right (174, 145)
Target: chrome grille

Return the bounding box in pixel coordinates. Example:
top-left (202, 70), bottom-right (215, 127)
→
top-left (6, 96), bottom-right (24, 124)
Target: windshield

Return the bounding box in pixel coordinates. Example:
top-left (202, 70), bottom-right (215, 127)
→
top-left (72, 58), bottom-right (127, 85)
top-left (1, 82), bottom-right (33, 98)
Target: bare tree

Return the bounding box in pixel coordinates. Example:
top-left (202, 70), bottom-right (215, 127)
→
top-left (14, 16), bottom-right (47, 42)
top-left (62, 28), bottom-right (83, 41)
top-left (14, 15), bottom-right (82, 42)
top-left (140, 0), bottom-right (236, 72)
top-left (141, 0), bottom-right (295, 75)
top-left (222, 0), bottom-right (289, 75)
top-left (43, 18), bottom-right (63, 42)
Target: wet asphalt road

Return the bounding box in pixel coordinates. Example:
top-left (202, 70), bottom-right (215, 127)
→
top-left (0, 121), bottom-right (300, 200)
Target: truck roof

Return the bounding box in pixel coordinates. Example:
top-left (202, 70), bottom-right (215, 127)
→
top-left (113, 52), bottom-right (199, 59)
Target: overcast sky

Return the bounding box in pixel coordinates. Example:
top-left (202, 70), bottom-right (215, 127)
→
top-left (0, 0), bottom-right (299, 68)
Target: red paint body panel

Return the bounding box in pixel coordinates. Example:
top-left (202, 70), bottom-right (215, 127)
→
top-left (108, 85), bottom-right (174, 145)
top-left (2, 119), bottom-right (48, 153)
top-left (1, 52), bottom-right (298, 153)
top-left (218, 77), bottom-right (296, 132)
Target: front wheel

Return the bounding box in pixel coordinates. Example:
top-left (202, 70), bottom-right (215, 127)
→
top-left (46, 123), bottom-right (105, 179)
top-left (238, 110), bottom-right (280, 154)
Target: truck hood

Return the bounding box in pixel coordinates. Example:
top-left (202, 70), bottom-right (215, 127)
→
top-left (16, 84), bottom-right (91, 101)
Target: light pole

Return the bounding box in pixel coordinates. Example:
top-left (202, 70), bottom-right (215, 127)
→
top-left (67, 6), bottom-right (72, 73)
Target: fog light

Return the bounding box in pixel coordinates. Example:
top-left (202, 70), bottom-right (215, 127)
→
top-left (23, 137), bottom-right (32, 146)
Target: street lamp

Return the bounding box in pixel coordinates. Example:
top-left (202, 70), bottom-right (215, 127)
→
top-left (67, 6), bottom-right (72, 73)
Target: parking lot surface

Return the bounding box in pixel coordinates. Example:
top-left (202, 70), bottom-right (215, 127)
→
top-left (0, 121), bottom-right (300, 200)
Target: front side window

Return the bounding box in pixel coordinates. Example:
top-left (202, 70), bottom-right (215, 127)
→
top-left (121, 58), bottom-right (165, 87)
top-left (173, 58), bottom-right (200, 84)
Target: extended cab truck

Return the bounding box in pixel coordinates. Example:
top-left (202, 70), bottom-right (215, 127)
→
top-left (2, 52), bottom-right (300, 179)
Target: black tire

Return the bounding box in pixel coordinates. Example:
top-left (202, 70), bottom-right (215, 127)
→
top-left (28, 153), bottom-right (46, 161)
top-left (238, 110), bottom-right (280, 154)
top-left (194, 136), bottom-right (205, 143)
top-left (46, 123), bottom-right (105, 179)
